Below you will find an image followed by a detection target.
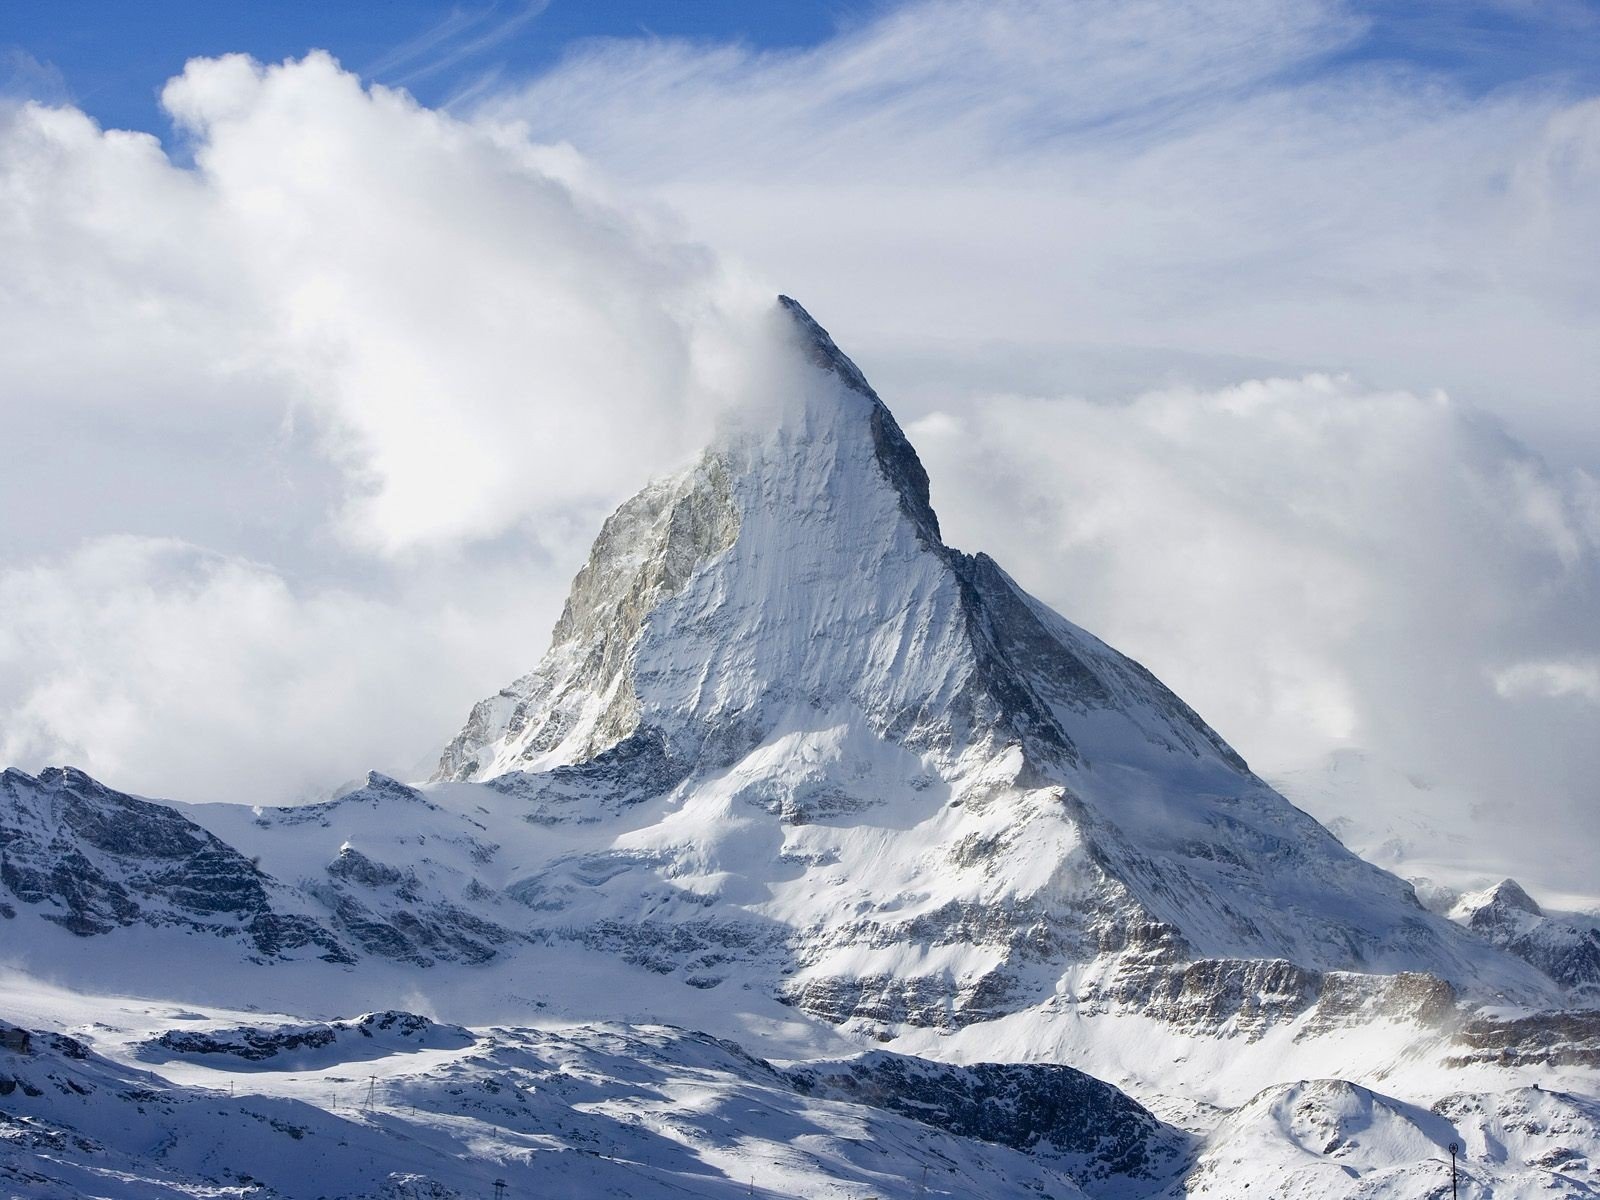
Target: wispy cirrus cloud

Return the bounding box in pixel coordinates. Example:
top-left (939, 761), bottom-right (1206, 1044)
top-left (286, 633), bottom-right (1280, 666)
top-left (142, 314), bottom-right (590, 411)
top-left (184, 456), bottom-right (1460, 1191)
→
top-left (362, 1), bottom-right (549, 90)
top-left (479, 0), bottom-right (1600, 457)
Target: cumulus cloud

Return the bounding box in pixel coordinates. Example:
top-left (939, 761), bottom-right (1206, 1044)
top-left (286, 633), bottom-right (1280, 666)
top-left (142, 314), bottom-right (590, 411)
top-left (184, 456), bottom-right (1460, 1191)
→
top-left (0, 50), bottom-right (767, 803)
top-left (2, 51), bottom-right (762, 562)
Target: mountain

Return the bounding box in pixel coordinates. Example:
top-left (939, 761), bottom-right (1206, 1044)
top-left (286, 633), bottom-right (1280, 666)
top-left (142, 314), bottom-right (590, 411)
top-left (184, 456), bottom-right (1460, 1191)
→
top-left (0, 765), bottom-right (349, 961)
top-left (3, 296), bottom-right (1597, 1198)
top-left (0, 1005), bottom-right (1108, 1200)
top-left (429, 293), bottom-right (1545, 1029)
top-left (1452, 879), bottom-right (1600, 998)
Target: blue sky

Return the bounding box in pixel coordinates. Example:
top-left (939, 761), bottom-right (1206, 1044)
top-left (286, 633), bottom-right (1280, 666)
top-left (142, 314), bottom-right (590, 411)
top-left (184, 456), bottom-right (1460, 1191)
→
top-left (3, 1), bottom-right (877, 136)
top-left (6, 0), bottom-right (1599, 142)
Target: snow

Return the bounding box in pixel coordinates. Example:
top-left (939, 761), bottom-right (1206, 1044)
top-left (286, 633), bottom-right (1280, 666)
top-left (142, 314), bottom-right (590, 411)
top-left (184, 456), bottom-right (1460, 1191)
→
top-left (1, 977), bottom-right (1093, 1200)
top-left (3, 296), bottom-right (1597, 1198)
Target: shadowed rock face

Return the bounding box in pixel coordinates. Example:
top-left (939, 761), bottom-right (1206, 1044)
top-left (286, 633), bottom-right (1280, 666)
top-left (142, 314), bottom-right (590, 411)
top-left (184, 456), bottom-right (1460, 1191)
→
top-left (142, 1011), bottom-right (474, 1065)
top-left (0, 768), bottom-right (523, 969)
top-left (0, 766), bottom-right (350, 961)
top-left (787, 1050), bottom-right (1192, 1189)
top-left (1453, 879), bottom-right (1600, 996)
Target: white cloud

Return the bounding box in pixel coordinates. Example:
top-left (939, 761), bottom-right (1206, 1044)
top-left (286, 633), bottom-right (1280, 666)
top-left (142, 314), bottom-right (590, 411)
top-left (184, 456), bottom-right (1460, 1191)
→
top-left (0, 50), bottom-right (772, 802)
top-left (0, 536), bottom-right (563, 804)
top-left (2, 52), bottom-right (766, 564)
top-left (482, 0), bottom-right (1600, 460)
top-left (1493, 659), bottom-right (1600, 703)
top-left (907, 376), bottom-right (1600, 894)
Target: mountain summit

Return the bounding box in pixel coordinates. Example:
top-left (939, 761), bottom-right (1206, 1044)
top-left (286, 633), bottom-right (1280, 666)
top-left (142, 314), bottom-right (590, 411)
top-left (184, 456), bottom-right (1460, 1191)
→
top-left (433, 295), bottom-right (1543, 1029)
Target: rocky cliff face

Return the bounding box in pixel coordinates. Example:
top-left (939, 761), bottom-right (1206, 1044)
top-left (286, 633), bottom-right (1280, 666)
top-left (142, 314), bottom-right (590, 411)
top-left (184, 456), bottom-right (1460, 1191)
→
top-left (0, 766), bottom-right (349, 962)
top-left (437, 453), bottom-right (740, 783)
top-left (424, 295), bottom-right (1549, 1032)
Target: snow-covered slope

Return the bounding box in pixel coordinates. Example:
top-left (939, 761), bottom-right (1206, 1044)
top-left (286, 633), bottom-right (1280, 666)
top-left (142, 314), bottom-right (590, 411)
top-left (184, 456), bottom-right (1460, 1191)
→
top-left (1, 1004), bottom-right (1103, 1200)
top-left (1187, 1078), bottom-right (1600, 1198)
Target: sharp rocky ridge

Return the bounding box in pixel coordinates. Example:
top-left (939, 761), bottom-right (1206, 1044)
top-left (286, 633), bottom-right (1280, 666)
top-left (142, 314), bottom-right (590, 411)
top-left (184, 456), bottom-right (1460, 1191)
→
top-left (4, 296), bottom-right (1596, 1200)
top-left (433, 294), bottom-right (1546, 1026)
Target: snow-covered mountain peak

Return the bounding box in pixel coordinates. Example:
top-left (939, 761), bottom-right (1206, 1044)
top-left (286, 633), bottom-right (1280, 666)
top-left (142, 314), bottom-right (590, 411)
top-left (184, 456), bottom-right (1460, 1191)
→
top-left (775, 293), bottom-right (943, 543)
top-left (428, 296), bottom-right (1549, 1016)
top-left (440, 296), bottom-right (1262, 789)
top-left (1461, 878), bottom-right (1544, 919)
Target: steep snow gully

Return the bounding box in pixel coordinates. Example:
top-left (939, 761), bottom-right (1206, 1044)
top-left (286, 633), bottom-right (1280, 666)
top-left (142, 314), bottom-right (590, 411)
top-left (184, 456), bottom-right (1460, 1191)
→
top-left (3, 297), bottom-right (1597, 1197)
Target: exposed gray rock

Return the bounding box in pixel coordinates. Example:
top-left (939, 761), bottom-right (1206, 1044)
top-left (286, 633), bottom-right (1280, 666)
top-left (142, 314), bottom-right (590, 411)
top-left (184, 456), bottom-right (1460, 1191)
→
top-left (0, 767), bottom-right (349, 962)
top-left (435, 452), bottom-right (739, 782)
top-left (787, 1050), bottom-right (1192, 1189)
top-left (1448, 1008), bottom-right (1600, 1069)
top-left (1453, 879), bottom-right (1600, 996)
top-left (142, 1011), bottom-right (473, 1065)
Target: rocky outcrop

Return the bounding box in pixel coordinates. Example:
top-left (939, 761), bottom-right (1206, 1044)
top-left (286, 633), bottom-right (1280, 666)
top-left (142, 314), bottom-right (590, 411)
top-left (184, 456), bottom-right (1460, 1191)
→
top-left (1448, 1009), bottom-right (1600, 1069)
top-left (0, 766), bottom-right (350, 962)
top-left (1453, 879), bottom-right (1600, 996)
top-left (787, 1050), bottom-right (1192, 1190)
top-left (141, 1011), bottom-right (474, 1065)
top-left (435, 452), bottom-right (739, 782)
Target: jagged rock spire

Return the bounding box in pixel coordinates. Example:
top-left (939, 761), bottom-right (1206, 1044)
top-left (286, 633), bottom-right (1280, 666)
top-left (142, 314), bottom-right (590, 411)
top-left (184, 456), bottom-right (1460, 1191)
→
top-left (431, 294), bottom-right (1547, 1013)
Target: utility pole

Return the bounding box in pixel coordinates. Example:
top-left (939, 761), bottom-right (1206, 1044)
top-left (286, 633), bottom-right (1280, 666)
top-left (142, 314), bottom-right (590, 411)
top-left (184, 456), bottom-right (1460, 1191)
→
top-left (1448, 1141), bottom-right (1459, 1199)
top-left (365, 1075), bottom-right (377, 1111)
top-left (492, 1179), bottom-right (507, 1200)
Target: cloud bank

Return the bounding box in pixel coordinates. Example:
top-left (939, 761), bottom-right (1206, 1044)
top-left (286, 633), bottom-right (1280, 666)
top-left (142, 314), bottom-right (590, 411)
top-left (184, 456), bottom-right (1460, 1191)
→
top-left (907, 378), bottom-right (1600, 897)
top-left (0, 50), bottom-right (764, 802)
